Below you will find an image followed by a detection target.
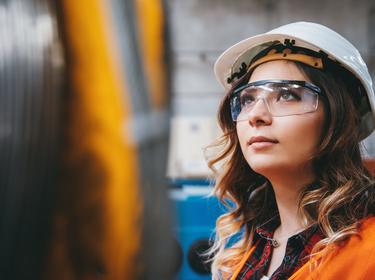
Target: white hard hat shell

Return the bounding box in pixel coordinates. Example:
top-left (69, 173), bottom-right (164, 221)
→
top-left (214, 21), bottom-right (375, 139)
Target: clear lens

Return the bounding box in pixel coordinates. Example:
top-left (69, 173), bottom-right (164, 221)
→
top-left (230, 80), bottom-right (320, 121)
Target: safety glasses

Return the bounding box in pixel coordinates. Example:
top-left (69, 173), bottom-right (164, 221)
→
top-left (230, 79), bottom-right (322, 122)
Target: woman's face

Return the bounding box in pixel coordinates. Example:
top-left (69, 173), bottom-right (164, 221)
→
top-left (236, 60), bottom-right (325, 179)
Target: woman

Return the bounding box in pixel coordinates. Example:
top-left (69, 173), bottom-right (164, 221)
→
top-left (208, 22), bottom-right (375, 279)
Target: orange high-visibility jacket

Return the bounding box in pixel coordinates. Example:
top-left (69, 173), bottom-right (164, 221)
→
top-left (230, 217), bottom-right (375, 280)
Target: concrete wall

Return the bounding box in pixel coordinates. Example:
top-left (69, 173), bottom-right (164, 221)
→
top-left (167, 0), bottom-right (375, 160)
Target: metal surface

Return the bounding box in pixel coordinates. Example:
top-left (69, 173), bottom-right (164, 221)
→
top-left (0, 0), bottom-right (64, 279)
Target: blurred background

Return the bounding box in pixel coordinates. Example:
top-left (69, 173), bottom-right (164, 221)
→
top-left (0, 0), bottom-right (374, 280)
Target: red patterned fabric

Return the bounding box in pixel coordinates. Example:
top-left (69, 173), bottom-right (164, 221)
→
top-left (237, 217), bottom-right (324, 280)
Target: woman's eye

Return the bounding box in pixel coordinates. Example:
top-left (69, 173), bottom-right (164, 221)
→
top-left (240, 94), bottom-right (255, 106)
top-left (278, 90), bottom-right (300, 101)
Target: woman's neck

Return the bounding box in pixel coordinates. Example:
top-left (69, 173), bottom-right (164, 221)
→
top-left (268, 170), bottom-right (314, 234)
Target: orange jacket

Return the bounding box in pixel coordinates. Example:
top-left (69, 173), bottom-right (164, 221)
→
top-left (230, 217), bottom-right (375, 280)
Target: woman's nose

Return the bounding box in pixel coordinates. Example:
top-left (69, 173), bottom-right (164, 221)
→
top-left (247, 98), bottom-right (272, 126)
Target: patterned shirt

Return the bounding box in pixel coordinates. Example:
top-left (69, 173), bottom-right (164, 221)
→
top-left (236, 216), bottom-right (324, 280)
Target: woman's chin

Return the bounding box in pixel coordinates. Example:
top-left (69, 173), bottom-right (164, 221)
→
top-left (248, 162), bottom-right (282, 177)
top-left (246, 154), bottom-right (283, 171)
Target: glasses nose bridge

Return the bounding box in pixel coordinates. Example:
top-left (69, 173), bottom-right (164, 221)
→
top-left (253, 87), bottom-right (272, 104)
top-left (250, 96), bottom-right (271, 115)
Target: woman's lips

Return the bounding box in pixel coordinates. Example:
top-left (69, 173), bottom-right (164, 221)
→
top-left (247, 136), bottom-right (278, 149)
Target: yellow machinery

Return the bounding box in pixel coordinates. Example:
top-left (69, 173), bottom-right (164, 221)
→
top-left (0, 0), bottom-right (173, 279)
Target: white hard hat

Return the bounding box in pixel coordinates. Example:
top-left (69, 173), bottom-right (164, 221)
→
top-left (214, 21), bottom-right (375, 139)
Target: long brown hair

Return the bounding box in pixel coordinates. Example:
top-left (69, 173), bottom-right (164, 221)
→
top-left (207, 60), bottom-right (375, 279)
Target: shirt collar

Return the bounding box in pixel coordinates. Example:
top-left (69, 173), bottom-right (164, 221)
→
top-left (255, 215), bottom-right (280, 239)
top-left (254, 215), bottom-right (322, 246)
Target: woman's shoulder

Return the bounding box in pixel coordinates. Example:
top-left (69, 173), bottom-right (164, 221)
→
top-left (358, 216), bottom-right (375, 238)
top-left (347, 216), bottom-right (375, 253)
top-left (290, 216), bottom-right (375, 280)
top-left (323, 216), bottom-right (375, 263)
top-left (345, 216), bottom-right (375, 255)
